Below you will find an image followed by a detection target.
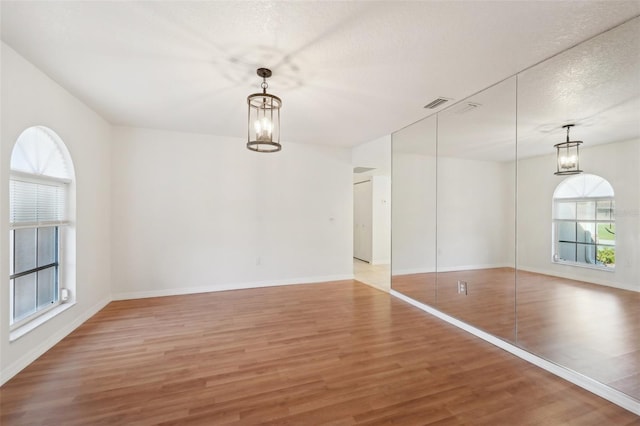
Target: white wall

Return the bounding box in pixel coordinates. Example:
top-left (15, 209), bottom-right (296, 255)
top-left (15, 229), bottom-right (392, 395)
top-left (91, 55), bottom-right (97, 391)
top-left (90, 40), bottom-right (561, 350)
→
top-left (111, 127), bottom-right (353, 299)
top-left (0, 43), bottom-right (354, 384)
top-left (352, 134), bottom-right (391, 175)
top-left (371, 175), bottom-right (391, 264)
top-left (352, 175), bottom-right (391, 265)
top-left (392, 153), bottom-right (514, 275)
top-left (352, 134), bottom-right (392, 265)
top-left (391, 152), bottom-right (437, 274)
top-left (517, 139), bottom-right (640, 291)
top-left (0, 43), bottom-right (112, 384)
top-left (437, 156), bottom-right (514, 271)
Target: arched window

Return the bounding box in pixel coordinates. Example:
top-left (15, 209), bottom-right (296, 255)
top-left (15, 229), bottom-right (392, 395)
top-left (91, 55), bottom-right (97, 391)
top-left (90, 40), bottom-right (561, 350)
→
top-left (552, 174), bottom-right (615, 269)
top-left (9, 126), bottom-right (75, 330)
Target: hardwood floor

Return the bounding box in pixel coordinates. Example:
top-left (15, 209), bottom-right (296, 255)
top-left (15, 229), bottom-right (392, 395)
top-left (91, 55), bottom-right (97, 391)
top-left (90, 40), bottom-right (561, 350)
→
top-left (392, 269), bottom-right (640, 400)
top-left (1, 281), bottom-right (638, 425)
top-left (353, 258), bottom-right (390, 290)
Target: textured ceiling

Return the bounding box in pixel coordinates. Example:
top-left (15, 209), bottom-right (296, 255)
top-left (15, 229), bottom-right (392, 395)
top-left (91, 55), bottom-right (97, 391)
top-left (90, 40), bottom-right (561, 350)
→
top-left (404, 17), bottom-right (640, 162)
top-left (2, 1), bottom-right (640, 148)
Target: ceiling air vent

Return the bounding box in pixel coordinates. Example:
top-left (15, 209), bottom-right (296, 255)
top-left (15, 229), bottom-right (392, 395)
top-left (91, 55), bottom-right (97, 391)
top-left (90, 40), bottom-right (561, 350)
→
top-left (454, 102), bottom-right (482, 114)
top-left (423, 97), bottom-right (451, 109)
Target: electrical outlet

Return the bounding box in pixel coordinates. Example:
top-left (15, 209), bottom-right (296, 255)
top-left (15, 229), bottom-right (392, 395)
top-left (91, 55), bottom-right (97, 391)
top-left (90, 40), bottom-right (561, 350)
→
top-left (457, 280), bottom-right (468, 295)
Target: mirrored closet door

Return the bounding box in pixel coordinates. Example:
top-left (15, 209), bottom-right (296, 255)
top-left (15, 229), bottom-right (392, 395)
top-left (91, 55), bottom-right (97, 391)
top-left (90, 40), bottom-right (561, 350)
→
top-left (516, 17), bottom-right (640, 400)
top-left (436, 77), bottom-right (517, 343)
top-left (391, 16), bottom-right (640, 402)
top-left (391, 116), bottom-right (437, 306)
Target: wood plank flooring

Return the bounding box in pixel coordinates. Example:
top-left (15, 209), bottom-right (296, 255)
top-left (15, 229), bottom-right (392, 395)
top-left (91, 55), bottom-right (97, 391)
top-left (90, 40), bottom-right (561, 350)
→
top-left (1, 280), bottom-right (638, 425)
top-left (392, 269), bottom-right (640, 400)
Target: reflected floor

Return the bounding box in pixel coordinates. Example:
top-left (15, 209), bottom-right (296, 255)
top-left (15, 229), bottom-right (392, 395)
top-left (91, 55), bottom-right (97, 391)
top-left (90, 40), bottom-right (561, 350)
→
top-left (392, 268), bottom-right (516, 342)
top-left (353, 258), bottom-right (389, 291)
top-left (392, 268), bottom-right (640, 400)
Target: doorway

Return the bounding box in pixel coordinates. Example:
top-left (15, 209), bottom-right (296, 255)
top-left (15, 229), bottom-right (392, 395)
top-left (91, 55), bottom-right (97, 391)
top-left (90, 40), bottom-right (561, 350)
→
top-left (353, 176), bottom-right (391, 291)
top-left (353, 180), bottom-right (373, 263)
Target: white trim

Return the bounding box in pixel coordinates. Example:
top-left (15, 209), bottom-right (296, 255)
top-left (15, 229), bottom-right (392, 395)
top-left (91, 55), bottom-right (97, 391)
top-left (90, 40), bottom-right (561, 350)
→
top-left (355, 279), bottom-right (390, 293)
top-left (392, 267), bottom-right (436, 275)
top-left (10, 221), bottom-right (69, 230)
top-left (9, 300), bottom-right (63, 333)
top-left (517, 265), bottom-right (637, 293)
top-left (1, 296), bottom-right (111, 386)
top-left (392, 264), bottom-right (636, 292)
top-left (552, 258), bottom-right (615, 273)
top-left (436, 263), bottom-right (512, 272)
top-left (392, 263), bottom-right (511, 276)
top-left (10, 170), bottom-right (72, 185)
top-left (112, 274), bottom-right (355, 301)
top-left (390, 290), bottom-right (640, 415)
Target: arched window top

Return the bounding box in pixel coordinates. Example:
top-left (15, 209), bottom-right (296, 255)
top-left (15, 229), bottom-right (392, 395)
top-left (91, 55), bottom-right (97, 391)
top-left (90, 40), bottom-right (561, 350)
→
top-left (10, 126), bottom-right (72, 180)
top-left (553, 173), bottom-right (613, 199)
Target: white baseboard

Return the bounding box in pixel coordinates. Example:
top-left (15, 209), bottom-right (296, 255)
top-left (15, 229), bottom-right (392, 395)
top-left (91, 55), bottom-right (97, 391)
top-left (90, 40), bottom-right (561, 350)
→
top-left (393, 263), bottom-right (511, 276)
top-left (112, 274), bottom-right (355, 301)
top-left (390, 290), bottom-right (640, 415)
top-left (517, 265), bottom-right (638, 293)
top-left (0, 296), bottom-right (112, 386)
top-left (355, 279), bottom-right (390, 293)
top-left (392, 267), bottom-right (436, 275)
top-left (436, 263), bottom-right (512, 273)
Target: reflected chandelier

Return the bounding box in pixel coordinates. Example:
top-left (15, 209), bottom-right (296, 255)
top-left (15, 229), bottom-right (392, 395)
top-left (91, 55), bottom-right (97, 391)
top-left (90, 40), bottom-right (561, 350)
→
top-left (554, 124), bottom-right (583, 175)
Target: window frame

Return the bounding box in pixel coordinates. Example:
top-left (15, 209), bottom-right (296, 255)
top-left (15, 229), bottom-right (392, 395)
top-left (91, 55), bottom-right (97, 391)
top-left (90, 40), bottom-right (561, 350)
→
top-left (8, 126), bottom-right (76, 340)
top-left (9, 172), bottom-right (70, 330)
top-left (9, 225), bottom-right (61, 329)
top-left (552, 195), bottom-right (615, 271)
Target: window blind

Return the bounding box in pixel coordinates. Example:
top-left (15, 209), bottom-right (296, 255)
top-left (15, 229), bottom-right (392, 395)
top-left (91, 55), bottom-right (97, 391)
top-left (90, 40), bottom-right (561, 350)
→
top-left (10, 179), bottom-right (67, 227)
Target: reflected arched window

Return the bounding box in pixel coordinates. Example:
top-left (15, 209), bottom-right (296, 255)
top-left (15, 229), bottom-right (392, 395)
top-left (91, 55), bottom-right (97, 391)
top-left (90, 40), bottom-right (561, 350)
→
top-left (552, 174), bottom-right (615, 269)
top-left (9, 126), bottom-right (75, 329)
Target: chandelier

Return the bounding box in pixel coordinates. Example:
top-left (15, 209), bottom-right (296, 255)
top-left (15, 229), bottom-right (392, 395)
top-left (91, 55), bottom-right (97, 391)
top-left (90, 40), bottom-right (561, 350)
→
top-left (554, 124), bottom-right (583, 175)
top-left (247, 68), bottom-right (282, 152)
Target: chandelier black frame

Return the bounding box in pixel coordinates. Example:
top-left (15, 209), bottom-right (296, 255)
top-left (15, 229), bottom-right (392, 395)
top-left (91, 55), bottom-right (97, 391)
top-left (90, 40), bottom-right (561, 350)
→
top-left (247, 68), bottom-right (282, 153)
top-left (554, 124), bottom-right (583, 175)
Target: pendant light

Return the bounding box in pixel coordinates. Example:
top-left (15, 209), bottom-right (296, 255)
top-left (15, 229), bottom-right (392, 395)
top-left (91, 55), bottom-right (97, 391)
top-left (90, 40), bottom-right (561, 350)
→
top-left (247, 68), bottom-right (282, 152)
top-left (554, 124), bottom-right (583, 175)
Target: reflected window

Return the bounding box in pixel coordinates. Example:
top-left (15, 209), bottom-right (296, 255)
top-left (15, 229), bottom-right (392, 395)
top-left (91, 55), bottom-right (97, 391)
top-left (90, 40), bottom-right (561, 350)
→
top-left (552, 174), bottom-right (615, 269)
top-left (9, 126), bottom-right (73, 328)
